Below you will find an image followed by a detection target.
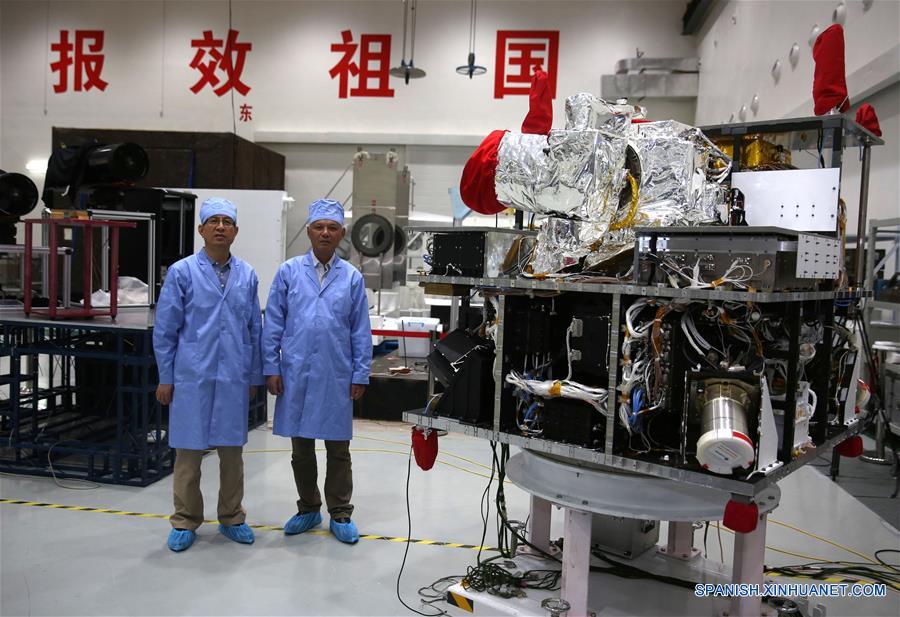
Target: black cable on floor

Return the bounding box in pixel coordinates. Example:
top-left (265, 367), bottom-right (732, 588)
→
top-left (875, 549), bottom-right (900, 572)
top-left (396, 445), bottom-right (446, 617)
top-left (476, 440), bottom-right (497, 565)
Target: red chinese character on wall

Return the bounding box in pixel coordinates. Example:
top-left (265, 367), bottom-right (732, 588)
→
top-left (189, 29), bottom-right (252, 96)
top-left (239, 104), bottom-right (253, 122)
top-left (329, 30), bottom-right (394, 99)
top-left (50, 30), bottom-right (108, 93)
top-left (494, 30), bottom-right (559, 99)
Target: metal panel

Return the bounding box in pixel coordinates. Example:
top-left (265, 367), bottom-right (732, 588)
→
top-left (401, 411), bottom-right (863, 497)
top-left (492, 296), bottom-right (505, 432)
top-left (349, 152), bottom-right (412, 291)
top-left (700, 114), bottom-right (884, 148)
top-left (393, 168), bottom-right (411, 285)
top-left (796, 234), bottom-right (841, 279)
top-left (409, 274), bottom-right (870, 303)
top-left (731, 168), bottom-right (840, 231)
top-left (352, 153), bottom-right (400, 216)
top-left (411, 225), bottom-right (537, 236)
top-left (508, 450), bottom-right (729, 521)
top-left (361, 254), bottom-right (393, 289)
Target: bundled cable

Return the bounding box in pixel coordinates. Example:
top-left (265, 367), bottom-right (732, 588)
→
top-left (651, 253), bottom-right (762, 290)
top-left (463, 562), bottom-right (561, 598)
top-left (505, 370), bottom-right (608, 415)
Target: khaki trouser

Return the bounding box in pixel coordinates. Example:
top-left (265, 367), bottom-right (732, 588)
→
top-left (170, 447), bottom-right (246, 531)
top-left (291, 438), bottom-right (353, 519)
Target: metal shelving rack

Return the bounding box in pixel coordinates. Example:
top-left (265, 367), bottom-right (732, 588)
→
top-left (403, 276), bottom-right (868, 497)
top-left (0, 310), bottom-right (267, 486)
top-left (862, 218), bottom-right (900, 468)
top-left (865, 216), bottom-right (900, 323)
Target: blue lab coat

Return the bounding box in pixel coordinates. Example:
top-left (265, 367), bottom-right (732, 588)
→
top-left (153, 251), bottom-right (265, 450)
top-left (263, 252), bottom-right (371, 441)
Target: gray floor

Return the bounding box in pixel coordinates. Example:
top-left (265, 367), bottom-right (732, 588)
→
top-left (1, 420), bottom-right (898, 617)
top-left (810, 434), bottom-right (900, 529)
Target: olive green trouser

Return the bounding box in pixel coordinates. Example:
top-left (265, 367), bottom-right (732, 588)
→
top-left (171, 447), bottom-right (246, 530)
top-left (291, 438), bottom-right (354, 519)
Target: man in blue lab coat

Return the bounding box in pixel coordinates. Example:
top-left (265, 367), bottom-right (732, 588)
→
top-left (263, 199), bottom-right (371, 544)
top-left (154, 197), bottom-right (264, 552)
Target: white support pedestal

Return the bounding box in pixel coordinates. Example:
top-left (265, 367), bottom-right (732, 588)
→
top-left (528, 494), bottom-right (552, 554)
top-left (438, 450), bottom-right (785, 617)
top-left (561, 508), bottom-right (592, 617)
top-left (729, 514), bottom-right (769, 617)
top-left (659, 521), bottom-right (700, 561)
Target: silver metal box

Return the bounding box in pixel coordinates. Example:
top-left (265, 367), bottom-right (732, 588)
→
top-left (591, 514), bottom-right (660, 559)
top-left (634, 226), bottom-right (839, 291)
top-left (348, 152), bottom-right (411, 290)
top-left (416, 227), bottom-right (537, 278)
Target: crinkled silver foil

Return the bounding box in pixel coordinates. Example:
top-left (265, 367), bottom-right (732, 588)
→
top-left (565, 93), bottom-right (634, 133)
top-left (631, 120), bottom-right (730, 227)
top-left (501, 114), bottom-right (731, 274)
top-left (484, 231), bottom-right (517, 277)
top-left (495, 129), bottom-right (628, 220)
top-left (532, 218), bottom-right (597, 274)
top-left (578, 121), bottom-right (731, 269)
top-left (494, 133), bottom-right (551, 214)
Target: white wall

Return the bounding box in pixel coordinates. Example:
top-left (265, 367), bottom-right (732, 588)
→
top-left (0, 0), bottom-right (698, 165)
top-left (695, 0), bottom-right (899, 233)
top-left (1, 0), bottom-right (697, 232)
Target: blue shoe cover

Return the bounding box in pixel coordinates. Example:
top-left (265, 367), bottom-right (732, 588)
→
top-left (167, 528), bottom-right (195, 552)
top-left (283, 511), bottom-right (322, 535)
top-left (219, 522), bottom-right (255, 544)
top-left (330, 518), bottom-right (359, 544)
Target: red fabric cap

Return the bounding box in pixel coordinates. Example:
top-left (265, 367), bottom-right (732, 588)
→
top-left (521, 69), bottom-right (553, 135)
top-left (835, 435), bottom-right (864, 458)
top-left (812, 24), bottom-right (850, 115)
top-left (411, 426), bottom-right (439, 471)
top-left (723, 499), bottom-right (759, 534)
top-left (459, 129), bottom-right (507, 215)
top-left (856, 103), bottom-right (882, 136)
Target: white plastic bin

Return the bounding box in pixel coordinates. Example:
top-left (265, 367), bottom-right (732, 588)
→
top-left (370, 314), bottom-right (384, 346)
top-left (399, 317), bottom-right (441, 358)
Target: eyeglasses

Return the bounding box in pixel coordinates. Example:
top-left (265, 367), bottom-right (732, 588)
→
top-left (205, 217), bottom-right (235, 228)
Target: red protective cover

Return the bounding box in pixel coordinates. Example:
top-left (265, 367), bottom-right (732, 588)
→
top-left (723, 499), bottom-right (759, 534)
top-left (459, 129), bottom-right (507, 215)
top-left (834, 435), bottom-right (864, 458)
top-left (812, 24), bottom-right (850, 115)
top-left (521, 69), bottom-right (553, 135)
top-left (460, 67), bottom-right (555, 216)
top-left (855, 103), bottom-right (882, 136)
top-left (411, 427), bottom-right (439, 471)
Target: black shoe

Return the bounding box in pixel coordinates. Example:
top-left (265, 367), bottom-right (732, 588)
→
top-left (333, 516), bottom-right (351, 524)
